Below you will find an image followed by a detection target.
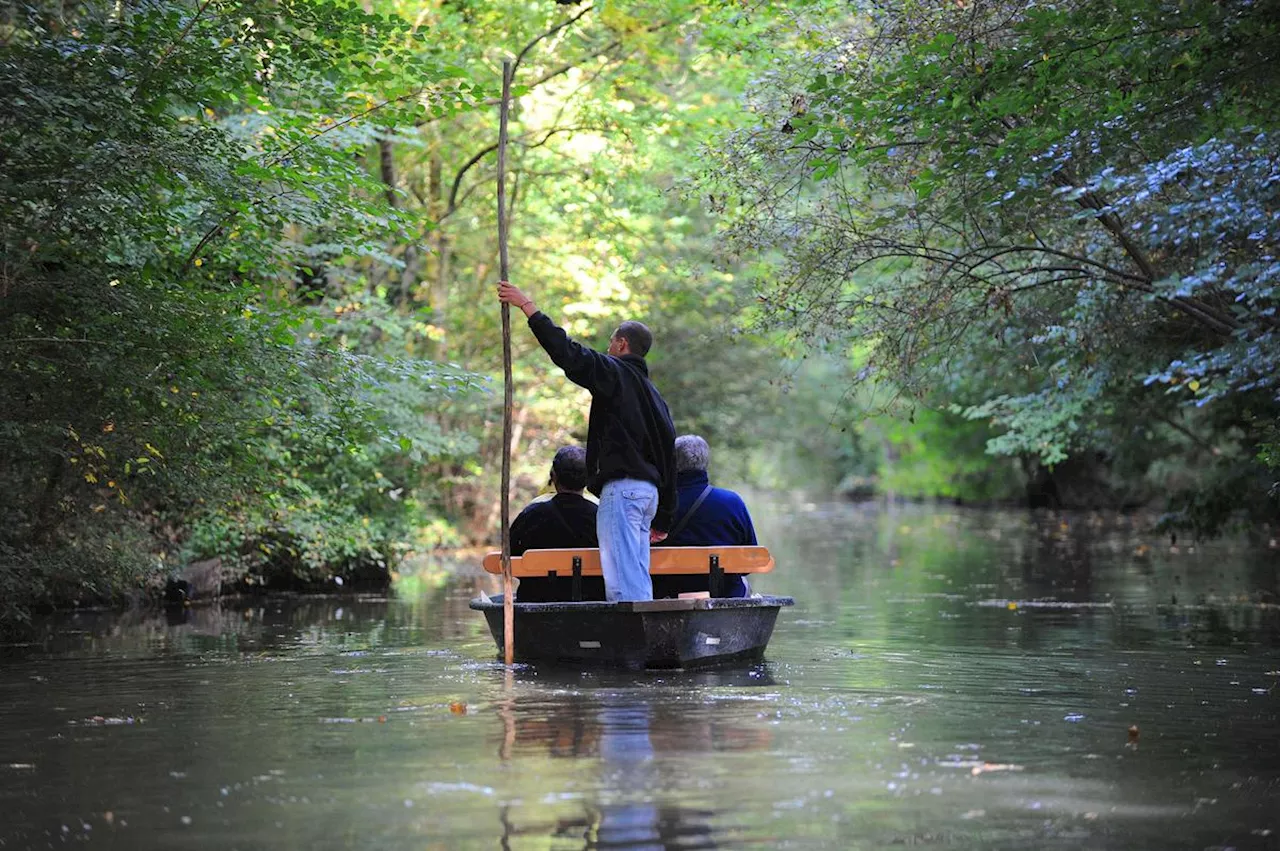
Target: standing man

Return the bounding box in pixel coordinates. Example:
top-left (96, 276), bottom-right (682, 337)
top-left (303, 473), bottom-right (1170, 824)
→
top-left (497, 281), bottom-right (676, 602)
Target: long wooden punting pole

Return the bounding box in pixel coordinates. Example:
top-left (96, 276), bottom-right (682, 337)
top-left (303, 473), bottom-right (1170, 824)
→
top-left (497, 59), bottom-right (515, 666)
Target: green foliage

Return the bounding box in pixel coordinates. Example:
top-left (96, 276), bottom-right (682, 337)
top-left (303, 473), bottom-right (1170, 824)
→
top-left (354, 0), bottom-right (810, 521)
top-left (3, 0), bottom-right (809, 619)
top-left (18, 0), bottom-right (1280, 627)
top-left (0, 525), bottom-right (161, 630)
top-left (0, 0), bottom-right (483, 621)
top-left (875, 408), bottom-right (1024, 503)
top-left (181, 349), bottom-right (482, 586)
top-left (704, 0), bottom-right (1280, 530)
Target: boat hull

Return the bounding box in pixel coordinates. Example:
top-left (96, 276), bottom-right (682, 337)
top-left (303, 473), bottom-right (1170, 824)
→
top-left (470, 595), bottom-right (794, 669)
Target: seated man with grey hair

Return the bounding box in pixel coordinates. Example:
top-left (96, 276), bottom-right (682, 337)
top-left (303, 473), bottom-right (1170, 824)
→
top-left (653, 434), bottom-right (757, 598)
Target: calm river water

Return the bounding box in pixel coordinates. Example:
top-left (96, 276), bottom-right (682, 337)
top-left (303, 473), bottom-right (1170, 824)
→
top-left (1, 504), bottom-right (1278, 850)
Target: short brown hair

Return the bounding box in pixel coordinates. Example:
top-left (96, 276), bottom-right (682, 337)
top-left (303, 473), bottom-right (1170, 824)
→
top-left (613, 321), bottom-right (652, 357)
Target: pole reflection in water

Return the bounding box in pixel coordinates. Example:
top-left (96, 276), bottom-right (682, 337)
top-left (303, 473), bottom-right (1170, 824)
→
top-left (497, 667), bottom-right (776, 849)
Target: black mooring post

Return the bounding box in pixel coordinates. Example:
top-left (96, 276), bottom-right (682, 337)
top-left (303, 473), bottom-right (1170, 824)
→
top-left (709, 554), bottom-right (723, 598)
top-left (572, 556), bottom-right (583, 602)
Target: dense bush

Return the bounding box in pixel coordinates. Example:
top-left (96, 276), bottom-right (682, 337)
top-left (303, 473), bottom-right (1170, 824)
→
top-left (0, 0), bottom-right (481, 622)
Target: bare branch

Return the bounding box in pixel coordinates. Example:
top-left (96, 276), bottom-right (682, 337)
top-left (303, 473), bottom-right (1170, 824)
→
top-left (153, 0), bottom-right (217, 71)
top-left (513, 5), bottom-right (595, 75)
top-left (446, 125), bottom-right (602, 217)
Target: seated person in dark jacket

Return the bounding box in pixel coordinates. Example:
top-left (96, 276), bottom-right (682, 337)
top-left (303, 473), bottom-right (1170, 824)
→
top-left (511, 446), bottom-right (606, 602)
top-left (653, 435), bottom-right (757, 599)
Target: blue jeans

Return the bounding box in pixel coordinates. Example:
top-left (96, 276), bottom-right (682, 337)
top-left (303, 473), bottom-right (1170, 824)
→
top-left (597, 478), bottom-right (657, 602)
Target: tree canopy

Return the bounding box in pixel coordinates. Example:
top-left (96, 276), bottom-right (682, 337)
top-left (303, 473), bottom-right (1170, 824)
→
top-left (0, 0), bottom-right (803, 621)
top-left (3, 0), bottom-right (1277, 623)
top-left (705, 0), bottom-right (1280, 529)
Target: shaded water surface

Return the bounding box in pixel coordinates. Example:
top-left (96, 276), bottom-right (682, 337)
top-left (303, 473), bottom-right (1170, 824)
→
top-left (2, 506), bottom-right (1278, 849)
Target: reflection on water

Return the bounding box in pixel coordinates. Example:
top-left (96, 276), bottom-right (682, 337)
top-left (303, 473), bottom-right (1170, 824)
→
top-left (495, 667), bottom-right (776, 848)
top-left (0, 505), bottom-right (1277, 849)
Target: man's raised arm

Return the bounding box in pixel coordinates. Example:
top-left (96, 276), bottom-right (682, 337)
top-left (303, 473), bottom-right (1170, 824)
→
top-left (496, 281), bottom-right (617, 395)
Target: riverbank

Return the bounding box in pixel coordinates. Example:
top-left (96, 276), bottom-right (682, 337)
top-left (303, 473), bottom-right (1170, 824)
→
top-left (5, 503), bottom-right (1277, 637)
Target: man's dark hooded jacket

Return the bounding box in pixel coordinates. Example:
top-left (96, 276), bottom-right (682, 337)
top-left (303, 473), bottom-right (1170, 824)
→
top-left (527, 312), bottom-right (677, 531)
top-left (511, 493), bottom-right (605, 602)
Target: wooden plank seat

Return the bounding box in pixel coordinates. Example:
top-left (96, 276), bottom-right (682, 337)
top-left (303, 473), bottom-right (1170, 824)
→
top-left (482, 546), bottom-right (775, 600)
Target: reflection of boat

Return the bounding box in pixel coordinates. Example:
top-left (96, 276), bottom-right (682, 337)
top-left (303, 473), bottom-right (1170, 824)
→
top-left (495, 669), bottom-right (778, 847)
top-left (470, 547), bottom-right (794, 669)
top-left (501, 667), bottom-right (779, 761)
top-left (506, 690), bottom-right (778, 762)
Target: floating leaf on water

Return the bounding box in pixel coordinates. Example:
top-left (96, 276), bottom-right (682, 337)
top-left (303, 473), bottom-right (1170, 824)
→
top-left (970, 763), bottom-right (1023, 776)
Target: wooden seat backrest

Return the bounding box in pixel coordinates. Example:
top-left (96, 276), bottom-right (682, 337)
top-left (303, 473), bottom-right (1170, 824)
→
top-left (481, 546), bottom-right (774, 578)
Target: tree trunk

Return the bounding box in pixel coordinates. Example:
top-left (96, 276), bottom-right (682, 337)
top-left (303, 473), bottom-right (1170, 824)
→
top-left (29, 453), bottom-right (67, 546)
top-left (378, 134), bottom-right (398, 210)
top-left (378, 132), bottom-right (420, 308)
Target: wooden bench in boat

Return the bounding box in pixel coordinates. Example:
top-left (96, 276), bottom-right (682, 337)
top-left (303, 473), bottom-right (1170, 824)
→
top-left (482, 546), bottom-right (774, 600)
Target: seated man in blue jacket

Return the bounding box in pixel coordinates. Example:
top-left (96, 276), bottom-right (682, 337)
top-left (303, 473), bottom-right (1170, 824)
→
top-left (511, 446), bottom-right (606, 602)
top-left (653, 434), bottom-right (757, 598)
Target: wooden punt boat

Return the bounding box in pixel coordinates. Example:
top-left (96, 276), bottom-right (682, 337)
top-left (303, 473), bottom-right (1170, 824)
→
top-left (470, 546), bottom-right (794, 669)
